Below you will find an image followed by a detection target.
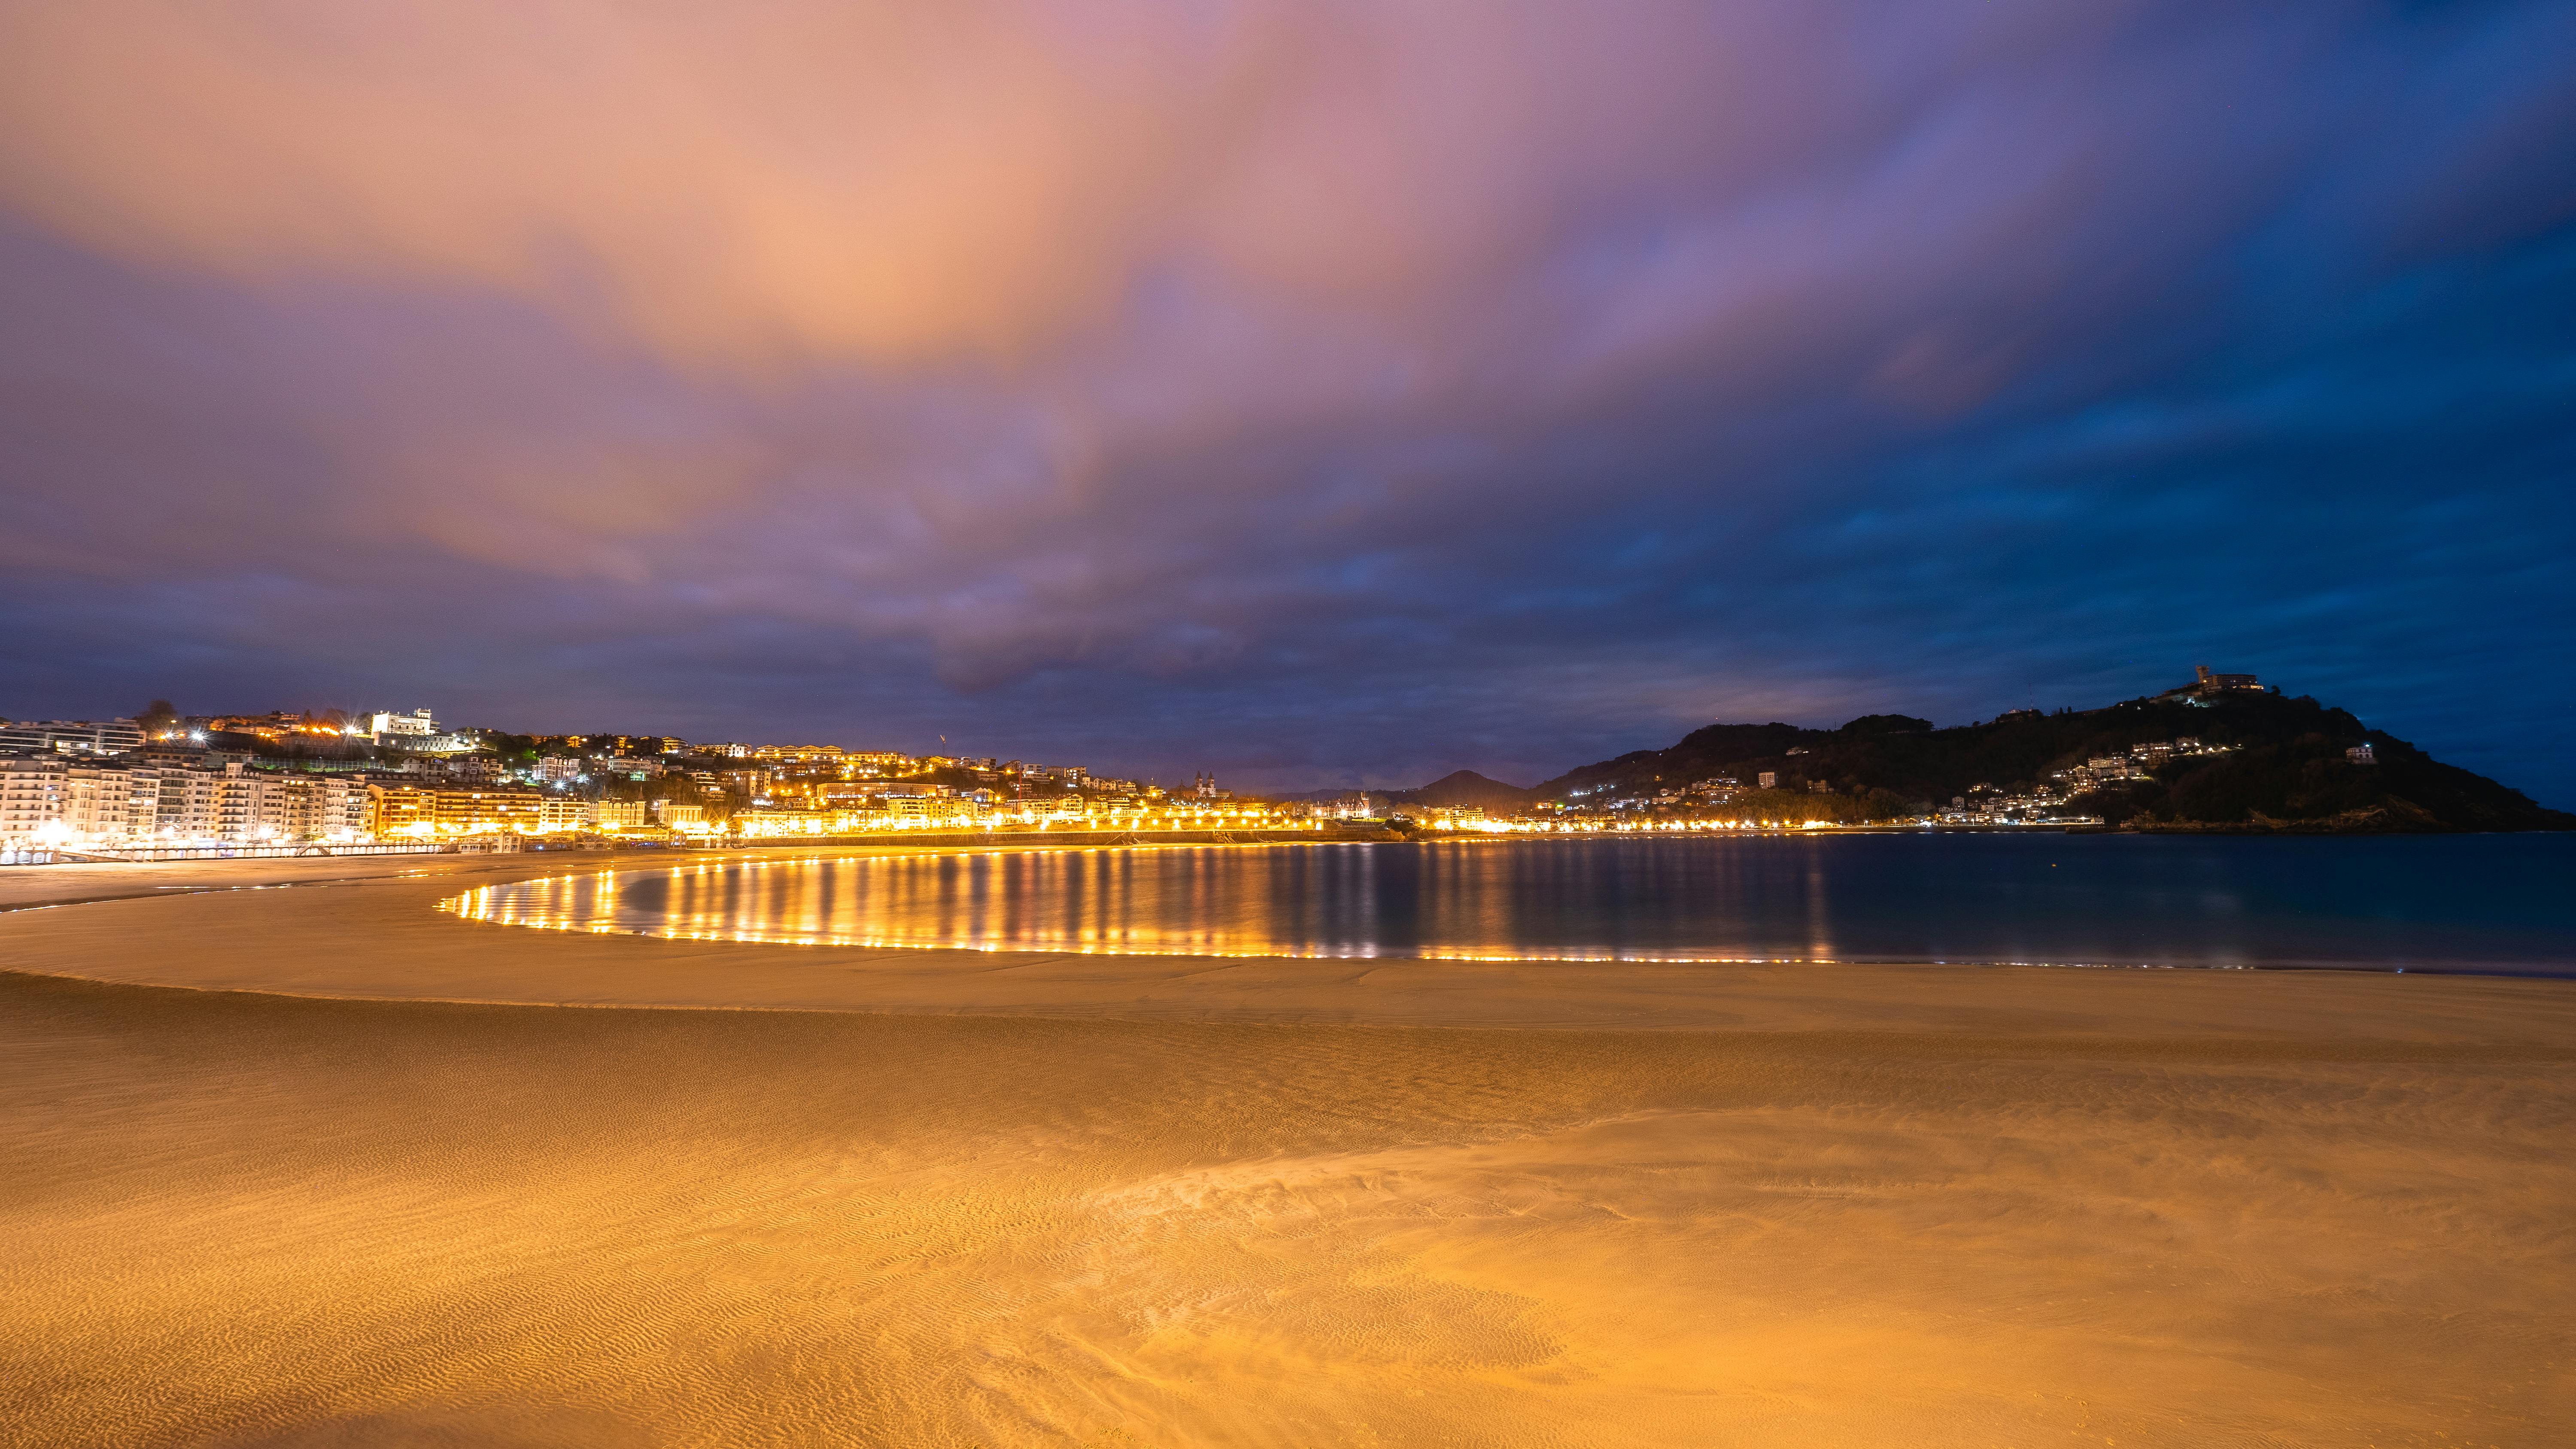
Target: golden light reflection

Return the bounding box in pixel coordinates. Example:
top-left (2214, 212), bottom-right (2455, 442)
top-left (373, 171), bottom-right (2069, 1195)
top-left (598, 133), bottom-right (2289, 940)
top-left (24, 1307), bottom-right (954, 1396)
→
top-left (440, 843), bottom-right (1846, 964)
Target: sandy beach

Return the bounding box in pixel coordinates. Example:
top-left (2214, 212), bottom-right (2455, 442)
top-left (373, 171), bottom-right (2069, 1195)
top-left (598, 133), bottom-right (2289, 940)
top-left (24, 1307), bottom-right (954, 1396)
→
top-left (5, 846), bottom-right (2573, 1446)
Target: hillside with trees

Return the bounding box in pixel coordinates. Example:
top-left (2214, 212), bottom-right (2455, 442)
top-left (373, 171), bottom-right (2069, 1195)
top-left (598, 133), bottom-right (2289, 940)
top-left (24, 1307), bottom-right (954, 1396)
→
top-left (1486, 691), bottom-right (2571, 832)
top-left (1379, 770), bottom-right (1540, 813)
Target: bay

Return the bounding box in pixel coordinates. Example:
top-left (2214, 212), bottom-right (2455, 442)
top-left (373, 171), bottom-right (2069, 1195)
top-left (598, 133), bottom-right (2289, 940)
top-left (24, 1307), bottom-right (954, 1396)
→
top-left (455, 833), bottom-right (2576, 975)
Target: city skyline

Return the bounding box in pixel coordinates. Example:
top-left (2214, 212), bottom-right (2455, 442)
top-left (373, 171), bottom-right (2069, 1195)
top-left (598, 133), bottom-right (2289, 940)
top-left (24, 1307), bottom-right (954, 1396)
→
top-left (0, 658), bottom-right (2426, 798)
top-left (13, 660), bottom-right (2561, 856)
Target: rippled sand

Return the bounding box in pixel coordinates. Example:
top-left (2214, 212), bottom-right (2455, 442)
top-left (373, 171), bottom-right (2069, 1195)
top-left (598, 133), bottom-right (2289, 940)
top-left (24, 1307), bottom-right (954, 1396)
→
top-left (4, 853), bottom-right (2573, 1446)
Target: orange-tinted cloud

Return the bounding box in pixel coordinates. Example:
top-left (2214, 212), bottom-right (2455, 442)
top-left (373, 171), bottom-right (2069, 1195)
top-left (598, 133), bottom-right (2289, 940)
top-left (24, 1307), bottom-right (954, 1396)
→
top-left (0, 2), bottom-right (1257, 369)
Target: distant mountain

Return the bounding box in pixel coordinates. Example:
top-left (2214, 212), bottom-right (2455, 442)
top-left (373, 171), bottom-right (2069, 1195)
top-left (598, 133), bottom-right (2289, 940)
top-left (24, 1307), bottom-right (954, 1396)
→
top-left (1382, 769), bottom-right (1538, 813)
top-left (1531, 690), bottom-right (2572, 832)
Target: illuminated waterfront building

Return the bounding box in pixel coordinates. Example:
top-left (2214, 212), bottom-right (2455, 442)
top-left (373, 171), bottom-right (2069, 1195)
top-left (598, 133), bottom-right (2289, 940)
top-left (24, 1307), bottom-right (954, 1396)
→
top-left (365, 783), bottom-right (551, 838)
top-left (438, 790), bottom-right (544, 834)
top-left (359, 784), bottom-right (434, 836)
top-left (592, 800), bottom-right (650, 830)
top-left (732, 808), bottom-right (833, 837)
top-left (0, 756), bottom-right (368, 847)
top-left (153, 766), bottom-right (221, 836)
top-left (1, 756), bottom-right (69, 838)
top-left (61, 765), bottom-right (156, 838)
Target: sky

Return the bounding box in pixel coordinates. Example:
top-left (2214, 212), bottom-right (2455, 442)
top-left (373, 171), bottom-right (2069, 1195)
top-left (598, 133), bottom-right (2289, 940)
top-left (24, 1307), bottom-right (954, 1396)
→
top-left (2, 2), bottom-right (2572, 802)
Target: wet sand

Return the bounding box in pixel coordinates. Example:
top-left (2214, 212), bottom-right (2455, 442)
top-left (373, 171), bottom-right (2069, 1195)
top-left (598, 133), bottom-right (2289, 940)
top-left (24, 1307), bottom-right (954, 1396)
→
top-left (4, 848), bottom-right (2573, 1445)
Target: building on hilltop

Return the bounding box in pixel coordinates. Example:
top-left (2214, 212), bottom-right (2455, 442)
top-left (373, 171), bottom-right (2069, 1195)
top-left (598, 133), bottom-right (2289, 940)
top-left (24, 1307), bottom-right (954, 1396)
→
top-left (2153, 666), bottom-right (2265, 705)
top-left (365, 708), bottom-right (437, 741)
top-left (356, 708), bottom-right (477, 753)
top-left (2191, 664), bottom-right (2263, 696)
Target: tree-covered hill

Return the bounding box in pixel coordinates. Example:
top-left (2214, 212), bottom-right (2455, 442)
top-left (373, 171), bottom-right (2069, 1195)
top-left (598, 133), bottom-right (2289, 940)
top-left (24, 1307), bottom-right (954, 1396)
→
top-left (1507, 691), bottom-right (2570, 832)
top-left (1379, 769), bottom-right (1539, 813)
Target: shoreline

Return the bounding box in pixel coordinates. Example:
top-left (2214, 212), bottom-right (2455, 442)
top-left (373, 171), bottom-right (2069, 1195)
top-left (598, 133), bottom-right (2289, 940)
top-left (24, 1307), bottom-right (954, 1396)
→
top-left (4, 842), bottom-right (2573, 1041)
top-left (9, 820), bottom-right (2558, 919)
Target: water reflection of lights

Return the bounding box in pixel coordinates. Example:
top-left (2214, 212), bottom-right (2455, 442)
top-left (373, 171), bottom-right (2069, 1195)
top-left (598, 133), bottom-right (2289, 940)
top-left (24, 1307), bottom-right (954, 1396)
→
top-left (437, 844), bottom-right (1853, 964)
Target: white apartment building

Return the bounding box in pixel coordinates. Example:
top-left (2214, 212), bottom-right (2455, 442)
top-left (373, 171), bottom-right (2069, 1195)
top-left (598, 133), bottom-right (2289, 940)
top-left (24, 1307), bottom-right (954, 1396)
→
top-left (205, 766), bottom-right (369, 843)
top-left (0, 757), bottom-right (369, 846)
top-left (0, 718), bottom-right (146, 755)
top-left (539, 797), bottom-right (591, 832)
top-left (154, 766), bottom-right (222, 837)
top-left (2, 756), bottom-right (69, 838)
top-left (61, 765), bottom-right (159, 838)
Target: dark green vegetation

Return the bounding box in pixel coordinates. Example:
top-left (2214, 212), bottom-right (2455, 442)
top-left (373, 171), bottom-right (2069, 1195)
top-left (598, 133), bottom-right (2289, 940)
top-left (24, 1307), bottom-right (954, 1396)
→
top-left (1504, 692), bottom-right (2572, 832)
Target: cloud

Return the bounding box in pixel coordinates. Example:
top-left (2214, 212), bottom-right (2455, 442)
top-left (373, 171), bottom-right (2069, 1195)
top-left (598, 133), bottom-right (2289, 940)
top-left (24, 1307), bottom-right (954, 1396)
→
top-left (0, 1), bottom-right (2570, 800)
top-left (0, 2), bottom-right (1243, 368)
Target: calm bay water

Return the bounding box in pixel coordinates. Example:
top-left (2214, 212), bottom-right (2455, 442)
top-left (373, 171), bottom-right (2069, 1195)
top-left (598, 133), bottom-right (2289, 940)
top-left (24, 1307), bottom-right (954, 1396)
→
top-left (452, 833), bottom-right (2576, 974)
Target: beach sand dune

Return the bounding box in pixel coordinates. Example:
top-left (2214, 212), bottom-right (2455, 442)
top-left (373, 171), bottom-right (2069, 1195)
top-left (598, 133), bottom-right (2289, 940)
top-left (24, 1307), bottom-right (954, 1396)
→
top-left (3, 854), bottom-right (2573, 1445)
